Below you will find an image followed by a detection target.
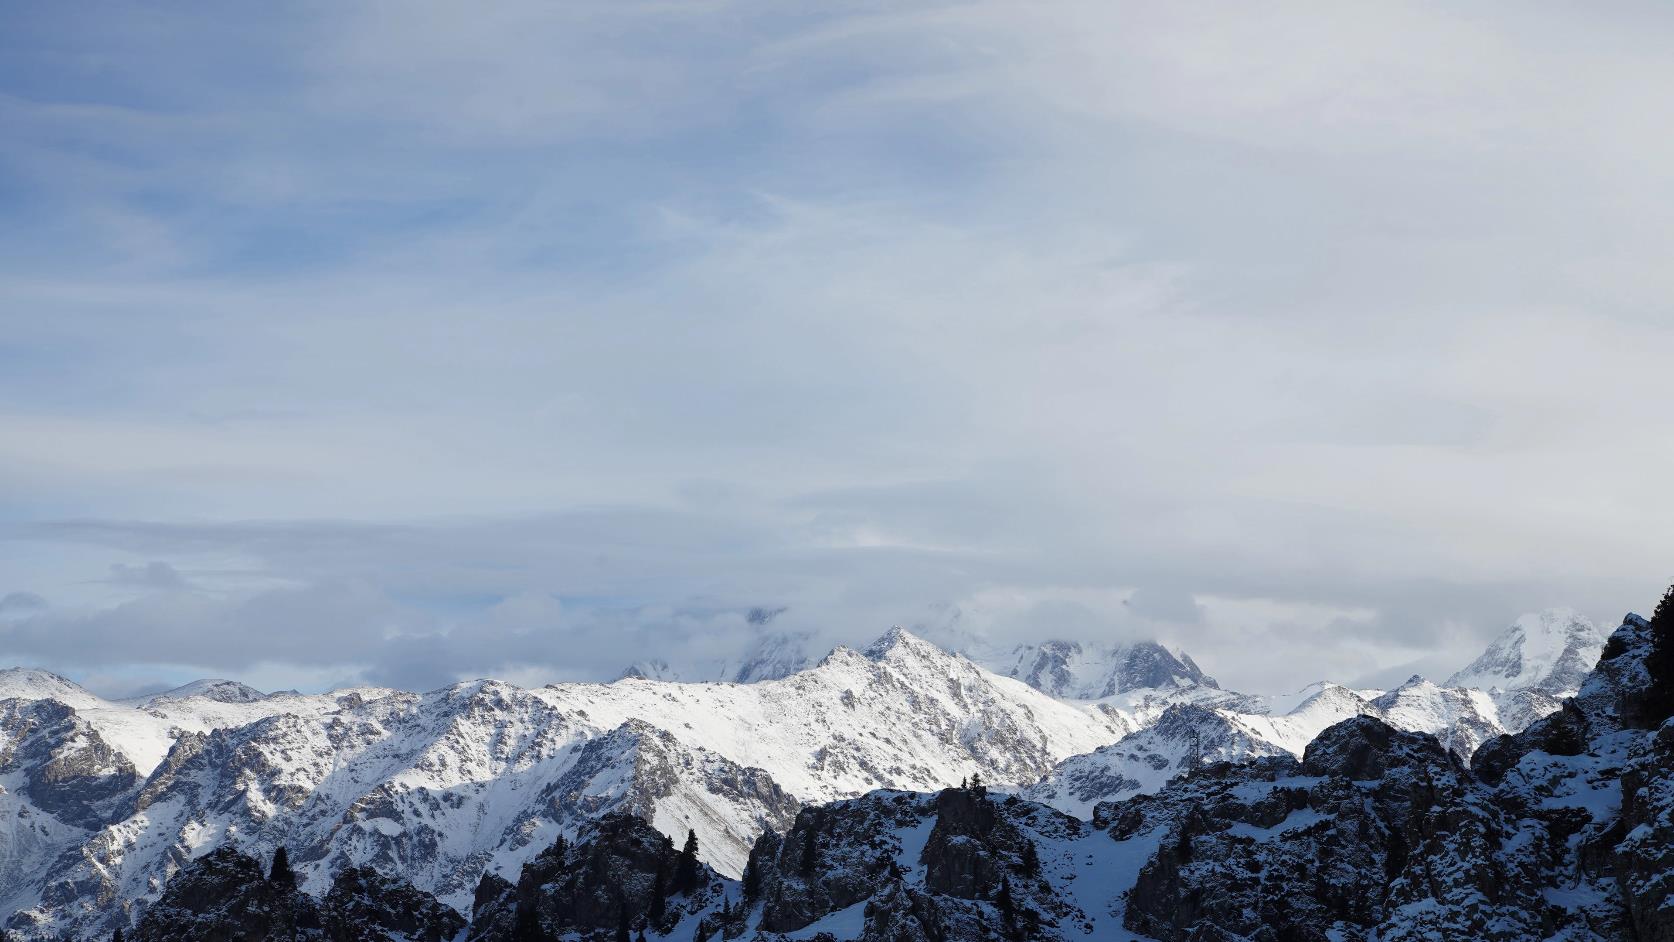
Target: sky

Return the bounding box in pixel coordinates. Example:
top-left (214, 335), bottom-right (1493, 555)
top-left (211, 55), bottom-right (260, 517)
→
top-left (3, 1), bottom-right (1674, 698)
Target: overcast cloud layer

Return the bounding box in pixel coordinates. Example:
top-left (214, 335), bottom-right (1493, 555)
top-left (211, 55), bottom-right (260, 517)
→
top-left (4, 2), bottom-right (1673, 697)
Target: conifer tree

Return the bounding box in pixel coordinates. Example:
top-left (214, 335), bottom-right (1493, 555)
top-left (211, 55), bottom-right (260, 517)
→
top-left (1647, 582), bottom-right (1674, 723)
top-left (675, 829), bottom-right (700, 894)
top-left (615, 902), bottom-right (631, 942)
top-left (1020, 839), bottom-right (1040, 877)
top-left (113, 930), bottom-right (124, 942)
top-left (268, 846), bottom-right (295, 888)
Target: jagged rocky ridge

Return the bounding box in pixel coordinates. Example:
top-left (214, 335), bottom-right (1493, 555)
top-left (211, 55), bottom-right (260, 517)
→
top-left (256, 600), bottom-right (1653, 942)
top-left (0, 609), bottom-right (1632, 938)
top-left (1, 628), bottom-right (1136, 938)
top-left (1023, 609), bottom-right (1610, 815)
top-left (1102, 608), bottom-right (1673, 941)
top-left (127, 844), bottom-right (464, 942)
top-left (1447, 607), bottom-right (1610, 731)
top-left (524, 607), bottom-right (1659, 941)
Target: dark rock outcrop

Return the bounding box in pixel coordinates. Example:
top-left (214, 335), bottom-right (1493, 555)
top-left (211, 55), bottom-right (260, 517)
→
top-left (468, 812), bottom-right (723, 940)
top-left (323, 866), bottom-right (465, 941)
top-left (127, 846), bottom-right (459, 942)
top-left (129, 846), bottom-right (324, 942)
top-left (1123, 716), bottom-right (1547, 941)
top-left (745, 787), bottom-right (1090, 941)
top-left (1112, 610), bottom-right (1674, 942)
top-left (1616, 720), bottom-right (1674, 942)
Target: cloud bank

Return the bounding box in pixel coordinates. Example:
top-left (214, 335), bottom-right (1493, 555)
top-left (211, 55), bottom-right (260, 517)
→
top-left (2, 2), bottom-right (1672, 695)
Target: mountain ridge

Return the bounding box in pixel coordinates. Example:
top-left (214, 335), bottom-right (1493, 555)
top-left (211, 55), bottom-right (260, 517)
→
top-left (0, 610), bottom-right (1623, 938)
top-left (128, 605), bottom-right (1665, 941)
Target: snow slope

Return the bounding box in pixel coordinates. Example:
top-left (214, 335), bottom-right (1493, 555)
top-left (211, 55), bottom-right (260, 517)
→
top-left (2, 628), bottom-right (1131, 938)
top-left (984, 639), bottom-right (1215, 700)
top-left (0, 609), bottom-right (1619, 938)
top-left (1446, 607), bottom-right (1608, 730)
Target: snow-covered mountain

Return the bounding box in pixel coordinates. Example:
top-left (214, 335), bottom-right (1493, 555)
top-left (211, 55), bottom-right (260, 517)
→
top-left (0, 627), bottom-right (1129, 938)
top-left (125, 678), bottom-right (270, 705)
top-left (0, 609), bottom-right (1619, 938)
top-left (1446, 607), bottom-right (1607, 729)
top-left (1023, 704), bottom-right (1293, 818)
top-left (1020, 609), bottom-right (1605, 817)
top-left (985, 639), bottom-right (1214, 699)
top-left (114, 607), bottom-right (1674, 941)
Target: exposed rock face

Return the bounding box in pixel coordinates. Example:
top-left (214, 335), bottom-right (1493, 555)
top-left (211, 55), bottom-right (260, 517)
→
top-left (323, 866), bottom-right (465, 942)
top-left (530, 718), bottom-right (802, 877)
top-left (1472, 611), bottom-right (1657, 784)
top-left (0, 698), bottom-right (139, 831)
top-left (1120, 717), bottom-right (1548, 941)
top-left (1025, 610), bottom-right (1616, 823)
top-left (1367, 675), bottom-right (1506, 758)
top-left (754, 801), bottom-right (913, 933)
top-left (1469, 609), bottom-right (1674, 941)
top-left (1617, 721), bottom-right (1674, 942)
top-left (1108, 611), bottom-right (1673, 942)
top-left (461, 873), bottom-right (515, 942)
top-left (467, 812), bottom-right (723, 940)
top-left (1025, 703), bottom-right (1292, 817)
top-left (0, 613), bottom-right (1664, 941)
top-left (748, 787), bottom-right (1113, 941)
top-left (19, 628), bottom-right (1124, 938)
top-left (127, 846), bottom-right (462, 942)
top-left (1447, 607), bottom-right (1608, 730)
top-left (129, 846), bottom-right (323, 942)
top-left (919, 787), bottom-right (1020, 898)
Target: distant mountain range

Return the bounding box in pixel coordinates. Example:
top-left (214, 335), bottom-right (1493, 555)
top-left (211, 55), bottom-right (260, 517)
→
top-left (0, 607), bottom-right (1616, 939)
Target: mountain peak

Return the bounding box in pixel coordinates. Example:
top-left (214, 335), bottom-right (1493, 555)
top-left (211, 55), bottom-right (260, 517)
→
top-left (1446, 607), bottom-right (1605, 697)
top-left (988, 638), bottom-right (1215, 699)
top-left (0, 667), bottom-right (104, 709)
top-left (862, 625), bottom-right (939, 661)
top-left (616, 659), bottom-right (680, 682)
top-left (143, 679), bottom-right (268, 705)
